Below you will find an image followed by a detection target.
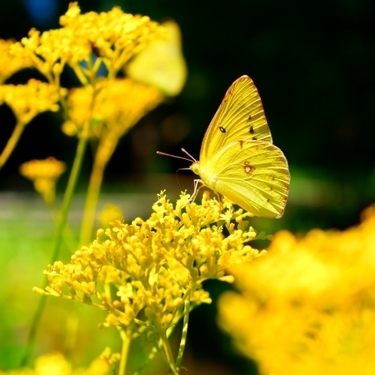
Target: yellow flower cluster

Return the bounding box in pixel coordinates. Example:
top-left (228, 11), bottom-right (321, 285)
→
top-left (0, 349), bottom-right (119, 375)
top-left (1, 3), bottom-right (183, 172)
top-left (62, 78), bottom-right (162, 139)
top-left (10, 2), bottom-right (166, 82)
top-left (0, 39), bottom-right (32, 84)
top-left (0, 79), bottom-right (65, 125)
top-left (35, 192), bottom-right (261, 338)
top-left (19, 157), bottom-right (66, 204)
top-left (218, 204), bottom-right (375, 375)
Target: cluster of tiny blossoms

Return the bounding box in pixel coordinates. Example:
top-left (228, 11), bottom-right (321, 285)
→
top-left (10, 2), bottom-right (166, 82)
top-left (1, 3), bottom-right (179, 176)
top-left (35, 192), bottom-right (261, 338)
top-left (3, 2), bottom-right (167, 135)
top-left (0, 39), bottom-right (32, 84)
top-left (0, 79), bottom-right (65, 125)
top-left (19, 157), bottom-right (66, 204)
top-left (62, 78), bottom-right (162, 139)
top-left (218, 204), bottom-right (375, 375)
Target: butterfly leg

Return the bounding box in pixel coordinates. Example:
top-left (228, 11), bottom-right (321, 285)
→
top-left (190, 179), bottom-right (203, 202)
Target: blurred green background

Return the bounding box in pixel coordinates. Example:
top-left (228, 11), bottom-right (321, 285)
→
top-left (0, 0), bottom-right (375, 373)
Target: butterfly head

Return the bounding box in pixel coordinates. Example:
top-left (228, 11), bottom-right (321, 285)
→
top-left (190, 160), bottom-right (200, 177)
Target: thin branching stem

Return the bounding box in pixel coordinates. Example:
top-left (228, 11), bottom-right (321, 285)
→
top-left (20, 129), bottom-right (89, 366)
top-left (0, 119), bottom-right (26, 170)
top-left (158, 328), bottom-right (179, 375)
top-left (175, 297), bottom-right (191, 371)
top-left (79, 133), bottom-right (118, 245)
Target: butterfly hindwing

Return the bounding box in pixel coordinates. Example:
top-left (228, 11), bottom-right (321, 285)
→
top-left (200, 75), bottom-right (272, 164)
top-left (198, 140), bottom-right (290, 218)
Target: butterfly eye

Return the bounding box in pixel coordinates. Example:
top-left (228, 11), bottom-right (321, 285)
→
top-left (219, 126), bottom-right (226, 133)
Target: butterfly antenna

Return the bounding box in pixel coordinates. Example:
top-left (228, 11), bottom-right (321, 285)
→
top-left (156, 149), bottom-right (196, 163)
top-left (181, 148), bottom-right (196, 161)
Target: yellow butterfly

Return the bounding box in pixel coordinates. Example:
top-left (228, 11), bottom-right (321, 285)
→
top-left (159, 75), bottom-right (290, 218)
top-left (125, 20), bottom-right (187, 97)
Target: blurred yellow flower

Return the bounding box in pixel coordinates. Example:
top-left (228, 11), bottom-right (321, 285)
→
top-left (0, 79), bottom-right (65, 125)
top-left (62, 78), bottom-right (162, 140)
top-left (10, 2), bottom-right (166, 82)
top-left (20, 157), bottom-right (66, 204)
top-left (0, 39), bottom-right (32, 84)
top-left (98, 203), bottom-right (124, 229)
top-left (35, 192), bottom-right (261, 338)
top-left (218, 204), bottom-right (375, 375)
top-left (0, 349), bottom-right (119, 375)
top-left (126, 19), bottom-right (187, 96)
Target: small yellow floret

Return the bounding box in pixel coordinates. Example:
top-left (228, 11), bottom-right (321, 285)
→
top-left (19, 157), bottom-right (66, 204)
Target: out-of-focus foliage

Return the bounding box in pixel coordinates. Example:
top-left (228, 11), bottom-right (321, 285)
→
top-left (0, 349), bottom-right (119, 375)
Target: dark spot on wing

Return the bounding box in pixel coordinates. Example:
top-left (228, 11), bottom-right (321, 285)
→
top-left (252, 137), bottom-right (257, 141)
top-left (244, 161), bottom-right (255, 174)
top-left (238, 140), bottom-right (244, 148)
top-left (249, 125), bottom-right (254, 134)
top-left (249, 115), bottom-right (252, 121)
top-left (219, 126), bottom-right (226, 133)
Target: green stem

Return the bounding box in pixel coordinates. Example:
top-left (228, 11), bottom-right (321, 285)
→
top-left (159, 329), bottom-right (179, 375)
top-left (79, 134), bottom-right (118, 246)
top-left (20, 132), bottom-right (88, 367)
top-left (0, 119), bottom-right (26, 170)
top-left (175, 297), bottom-right (191, 371)
top-left (118, 329), bottom-right (131, 375)
top-left (50, 133), bottom-right (88, 262)
top-left (130, 346), bottom-right (158, 375)
top-left (78, 149), bottom-right (105, 246)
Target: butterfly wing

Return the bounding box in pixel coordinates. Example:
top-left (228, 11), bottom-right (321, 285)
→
top-left (197, 140), bottom-right (290, 218)
top-left (200, 75), bottom-right (272, 164)
top-left (126, 20), bottom-right (187, 96)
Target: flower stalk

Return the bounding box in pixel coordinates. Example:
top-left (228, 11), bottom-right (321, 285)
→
top-left (0, 119), bottom-right (26, 170)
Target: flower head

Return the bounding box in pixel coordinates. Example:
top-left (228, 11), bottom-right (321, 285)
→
top-left (62, 78), bottom-right (162, 139)
top-left (19, 157), bottom-right (66, 204)
top-left (0, 39), bottom-right (32, 84)
top-left (0, 79), bottom-right (66, 125)
top-left (10, 3), bottom-right (166, 82)
top-left (35, 192), bottom-right (261, 338)
top-left (218, 204), bottom-right (375, 375)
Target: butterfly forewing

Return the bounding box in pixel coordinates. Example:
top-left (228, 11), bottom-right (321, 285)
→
top-left (200, 75), bottom-right (272, 163)
top-left (202, 140), bottom-right (290, 218)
